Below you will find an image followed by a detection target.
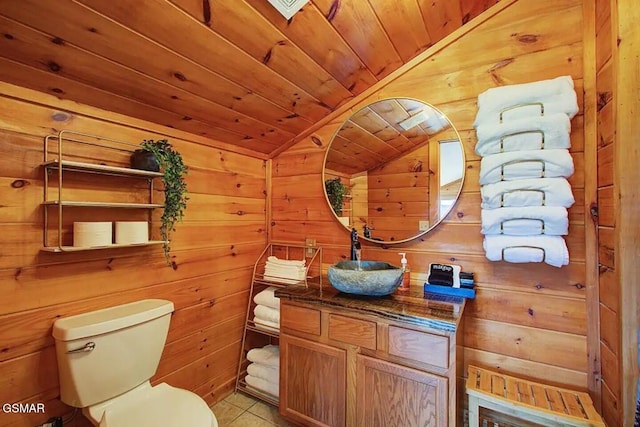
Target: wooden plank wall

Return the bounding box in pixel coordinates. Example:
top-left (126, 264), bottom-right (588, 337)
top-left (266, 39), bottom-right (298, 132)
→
top-left (0, 83), bottom-right (267, 427)
top-left (367, 144), bottom-right (430, 241)
top-left (271, 0), bottom-right (590, 394)
top-left (593, 0), bottom-right (620, 424)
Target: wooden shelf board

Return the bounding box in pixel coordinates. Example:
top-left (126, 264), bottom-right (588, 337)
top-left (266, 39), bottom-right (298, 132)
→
top-left (246, 322), bottom-right (280, 338)
top-left (43, 201), bottom-right (164, 208)
top-left (41, 241), bottom-right (166, 252)
top-left (43, 160), bottom-right (162, 177)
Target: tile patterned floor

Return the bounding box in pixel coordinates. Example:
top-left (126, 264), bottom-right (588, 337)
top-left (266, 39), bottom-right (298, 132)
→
top-left (211, 392), bottom-right (292, 427)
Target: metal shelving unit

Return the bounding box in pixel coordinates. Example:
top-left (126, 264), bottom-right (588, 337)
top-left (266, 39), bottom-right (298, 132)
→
top-left (42, 130), bottom-right (166, 252)
top-left (235, 243), bottom-right (322, 406)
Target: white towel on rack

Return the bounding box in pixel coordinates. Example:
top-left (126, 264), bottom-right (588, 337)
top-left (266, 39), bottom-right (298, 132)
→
top-left (245, 374), bottom-right (279, 397)
top-left (246, 344), bottom-right (279, 367)
top-left (474, 76), bottom-right (579, 126)
top-left (254, 304), bottom-right (280, 325)
top-left (481, 178), bottom-right (575, 209)
top-left (479, 149), bottom-right (574, 185)
top-left (267, 255), bottom-right (305, 267)
top-left (263, 265), bottom-right (306, 284)
top-left (253, 287), bottom-right (280, 310)
top-left (481, 206), bottom-right (568, 236)
top-left (475, 113), bottom-right (571, 156)
top-left (247, 362), bottom-right (279, 385)
top-left (483, 235), bottom-right (569, 267)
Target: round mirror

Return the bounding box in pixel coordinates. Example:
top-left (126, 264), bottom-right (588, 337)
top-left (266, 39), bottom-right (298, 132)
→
top-left (322, 98), bottom-right (465, 244)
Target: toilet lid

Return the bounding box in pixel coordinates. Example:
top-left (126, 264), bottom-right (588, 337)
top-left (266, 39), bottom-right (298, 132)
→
top-left (99, 383), bottom-right (217, 427)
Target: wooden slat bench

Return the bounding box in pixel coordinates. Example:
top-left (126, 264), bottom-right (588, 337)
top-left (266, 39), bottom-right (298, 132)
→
top-left (466, 365), bottom-right (605, 427)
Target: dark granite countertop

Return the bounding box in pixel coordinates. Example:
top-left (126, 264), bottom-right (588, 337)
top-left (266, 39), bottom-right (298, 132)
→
top-left (274, 281), bottom-right (465, 333)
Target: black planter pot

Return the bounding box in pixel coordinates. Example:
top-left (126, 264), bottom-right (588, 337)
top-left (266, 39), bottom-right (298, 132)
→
top-left (130, 149), bottom-right (160, 172)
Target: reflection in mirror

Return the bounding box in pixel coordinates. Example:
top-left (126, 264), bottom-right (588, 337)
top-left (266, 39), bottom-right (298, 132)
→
top-left (323, 98), bottom-right (465, 244)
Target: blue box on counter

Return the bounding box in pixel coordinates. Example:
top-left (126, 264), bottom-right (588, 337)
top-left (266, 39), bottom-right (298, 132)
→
top-left (424, 283), bottom-right (476, 299)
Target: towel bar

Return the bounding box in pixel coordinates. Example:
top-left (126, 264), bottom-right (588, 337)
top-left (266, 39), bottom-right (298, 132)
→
top-left (500, 189), bottom-right (547, 207)
top-left (499, 129), bottom-right (546, 152)
top-left (499, 102), bottom-right (545, 123)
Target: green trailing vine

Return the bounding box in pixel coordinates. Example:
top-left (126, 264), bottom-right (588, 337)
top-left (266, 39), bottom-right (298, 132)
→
top-left (140, 139), bottom-right (188, 266)
top-left (325, 177), bottom-right (349, 216)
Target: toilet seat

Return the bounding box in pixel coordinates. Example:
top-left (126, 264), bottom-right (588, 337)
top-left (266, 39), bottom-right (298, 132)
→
top-left (86, 382), bottom-right (218, 427)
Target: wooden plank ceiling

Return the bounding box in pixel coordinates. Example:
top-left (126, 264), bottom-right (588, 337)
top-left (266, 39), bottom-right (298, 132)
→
top-left (0, 0), bottom-right (498, 158)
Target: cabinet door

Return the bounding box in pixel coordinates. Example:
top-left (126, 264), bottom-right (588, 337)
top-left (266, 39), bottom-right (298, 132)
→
top-left (356, 354), bottom-right (448, 427)
top-left (280, 333), bottom-right (346, 427)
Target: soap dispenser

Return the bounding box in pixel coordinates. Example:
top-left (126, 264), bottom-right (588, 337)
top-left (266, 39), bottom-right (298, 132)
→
top-left (397, 253), bottom-right (410, 291)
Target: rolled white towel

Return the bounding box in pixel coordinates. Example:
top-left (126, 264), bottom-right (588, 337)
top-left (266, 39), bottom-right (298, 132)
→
top-left (479, 149), bottom-right (574, 185)
top-left (475, 113), bottom-right (571, 156)
top-left (253, 287), bottom-right (280, 310)
top-left (481, 178), bottom-right (575, 209)
top-left (254, 304), bottom-right (280, 325)
top-left (267, 255), bottom-right (305, 267)
top-left (474, 76), bottom-right (578, 126)
top-left (481, 206), bottom-right (568, 236)
top-left (483, 235), bottom-right (569, 268)
top-left (246, 344), bottom-right (279, 367)
top-left (247, 362), bottom-right (279, 385)
top-left (245, 374), bottom-right (279, 397)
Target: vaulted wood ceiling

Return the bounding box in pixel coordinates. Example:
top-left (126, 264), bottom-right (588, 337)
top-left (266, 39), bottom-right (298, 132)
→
top-left (0, 0), bottom-right (498, 157)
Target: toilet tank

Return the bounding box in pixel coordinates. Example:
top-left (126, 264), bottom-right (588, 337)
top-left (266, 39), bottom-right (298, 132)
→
top-left (52, 299), bottom-right (174, 407)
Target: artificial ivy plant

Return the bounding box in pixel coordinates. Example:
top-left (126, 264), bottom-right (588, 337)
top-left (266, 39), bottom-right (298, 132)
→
top-left (140, 139), bottom-right (188, 265)
top-left (324, 177), bottom-right (349, 216)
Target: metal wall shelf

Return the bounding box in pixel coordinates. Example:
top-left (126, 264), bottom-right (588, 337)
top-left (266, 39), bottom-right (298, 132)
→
top-left (42, 130), bottom-right (164, 253)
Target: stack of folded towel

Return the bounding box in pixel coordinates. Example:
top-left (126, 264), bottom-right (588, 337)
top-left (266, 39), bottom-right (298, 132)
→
top-left (263, 256), bottom-right (306, 284)
top-left (245, 344), bottom-right (279, 397)
top-left (252, 286), bottom-right (280, 330)
top-left (474, 76), bottom-right (577, 268)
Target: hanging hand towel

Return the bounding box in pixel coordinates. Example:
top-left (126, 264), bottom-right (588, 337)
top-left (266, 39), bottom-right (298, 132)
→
top-left (481, 206), bottom-right (568, 236)
top-left (483, 235), bottom-right (569, 267)
top-left (479, 149), bottom-right (574, 185)
top-left (475, 113), bottom-right (571, 156)
top-left (473, 76), bottom-right (578, 126)
top-left (481, 178), bottom-right (574, 209)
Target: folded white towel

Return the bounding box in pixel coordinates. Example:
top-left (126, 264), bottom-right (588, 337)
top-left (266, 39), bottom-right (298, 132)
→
top-left (483, 235), bottom-right (569, 267)
top-left (481, 178), bottom-right (575, 209)
top-left (253, 287), bottom-right (280, 310)
top-left (245, 374), bottom-right (279, 397)
top-left (475, 113), bottom-right (571, 156)
top-left (247, 362), bottom-right (279, 385)
top-left (479, 149), bottom-right (574, 185)
top-left (267, 255), bottom-right (305, 267)
top-left (254, 304), bottom-right (280, 325)
top-left (246, 344), bottom-right (279, 367)
top-left (481, 206), bottom-right (568, 236)
top-left (474, 76), bottom-right (578, 126)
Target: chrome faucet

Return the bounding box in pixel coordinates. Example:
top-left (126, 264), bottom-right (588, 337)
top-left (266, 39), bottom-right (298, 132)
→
top-left (350, 228), bottom-right (361, 261)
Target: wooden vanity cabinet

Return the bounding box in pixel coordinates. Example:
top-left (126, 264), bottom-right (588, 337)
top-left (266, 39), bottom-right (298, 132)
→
top-left (279, 300), bottom-right (460, 427)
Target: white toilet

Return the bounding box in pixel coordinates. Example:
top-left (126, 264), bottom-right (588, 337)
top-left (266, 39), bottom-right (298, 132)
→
top-left (52, 299), bottom-right (218, 427)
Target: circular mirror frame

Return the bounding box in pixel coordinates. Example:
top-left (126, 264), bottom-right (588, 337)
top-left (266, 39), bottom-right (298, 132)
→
top-left (321, 97), bottom-right (466, 245)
